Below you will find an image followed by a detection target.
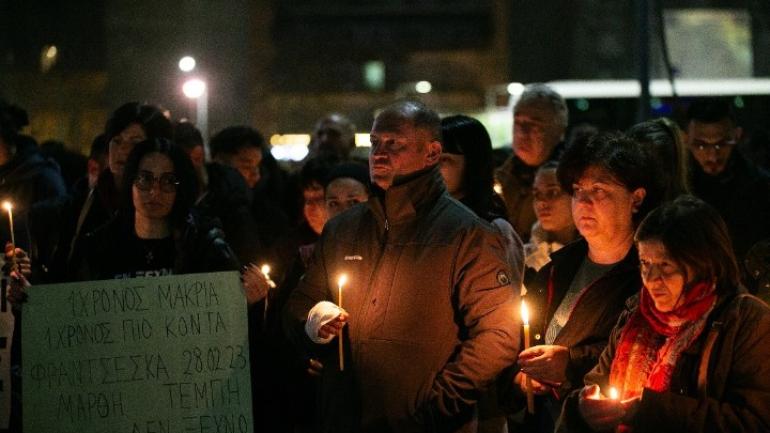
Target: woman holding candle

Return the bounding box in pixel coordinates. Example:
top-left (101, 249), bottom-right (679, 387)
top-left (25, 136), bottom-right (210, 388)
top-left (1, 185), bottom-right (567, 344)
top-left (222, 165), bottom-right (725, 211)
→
top-left (512, 133), bottom-right (663, 431)
top-left (557, 195), bottom-right (770, 432)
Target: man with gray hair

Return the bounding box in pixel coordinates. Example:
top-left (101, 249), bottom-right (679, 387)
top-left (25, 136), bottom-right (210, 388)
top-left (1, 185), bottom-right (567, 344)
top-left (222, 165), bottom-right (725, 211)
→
top-left (496, 83), bottom-right (568, 240)
top-left (285, 99), bottom-right (521, 432)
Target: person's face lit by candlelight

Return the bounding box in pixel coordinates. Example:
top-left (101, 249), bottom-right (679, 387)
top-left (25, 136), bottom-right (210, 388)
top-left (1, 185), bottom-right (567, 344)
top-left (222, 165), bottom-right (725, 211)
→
top-left (638, 239), bottom-right (694, 312)
top-left (325, 177), bottom-right (369, 219)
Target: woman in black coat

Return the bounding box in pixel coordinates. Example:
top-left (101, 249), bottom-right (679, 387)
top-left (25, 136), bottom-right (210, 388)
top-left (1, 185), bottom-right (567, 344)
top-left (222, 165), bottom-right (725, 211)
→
top-left (75, 138), bottom-right (239, 280)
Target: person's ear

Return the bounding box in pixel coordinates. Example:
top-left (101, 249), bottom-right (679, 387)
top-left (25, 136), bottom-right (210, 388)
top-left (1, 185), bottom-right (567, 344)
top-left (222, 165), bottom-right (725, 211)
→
top-left (426, 140), bottom-right (441, 165)
top-left (631, 188), bottom-right (646, 214)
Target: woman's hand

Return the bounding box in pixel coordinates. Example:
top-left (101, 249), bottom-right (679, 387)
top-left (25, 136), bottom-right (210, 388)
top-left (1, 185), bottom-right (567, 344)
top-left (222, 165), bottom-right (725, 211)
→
top-left (4, 242), bottom-right (31, 278)
top-left (518, 344), bottom-right (569, 384)
top-left (514, 371), bottom-right (553, 395)
top-left (578, 385), bottom-right (626, 432)
top-left (241, 264), bottom-right (271, 305)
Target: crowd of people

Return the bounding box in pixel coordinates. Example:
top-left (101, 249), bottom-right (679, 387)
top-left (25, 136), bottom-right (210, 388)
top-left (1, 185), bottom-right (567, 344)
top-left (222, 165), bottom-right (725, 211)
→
top-left (0, 85), bottom-right (769, 433)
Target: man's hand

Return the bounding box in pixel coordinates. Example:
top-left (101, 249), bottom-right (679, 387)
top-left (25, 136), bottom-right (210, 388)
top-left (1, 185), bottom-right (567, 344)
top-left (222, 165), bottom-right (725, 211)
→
top-left (578, 385), bottom-right (626, 432)
top-left (518, 344), bottom-right (569, 384)
top-left (318, 311), bottom-right (348, 339)
top-left (514, 371), bottom-right (553, 395)
top-left (4, 242), bottom-right (31, 278)
top-left (241, 264), bottom-right (271, 305)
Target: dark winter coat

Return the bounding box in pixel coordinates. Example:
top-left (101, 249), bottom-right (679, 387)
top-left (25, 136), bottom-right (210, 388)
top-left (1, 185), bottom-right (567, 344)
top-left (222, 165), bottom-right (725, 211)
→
top-left (506, 238), bottom-right (641, 432)
top-left (524, 239), bottom-right (641, 396)
top-left (284, 166), bottom-right (520, 433)
top-left (557, 289), bottom-right (770, 433)
top-left (691, 151), bottom-right (770, 260)
top-left (75, 211), bottom-right (239, 281)
top-left (0, 135), bottom-right (67, 257)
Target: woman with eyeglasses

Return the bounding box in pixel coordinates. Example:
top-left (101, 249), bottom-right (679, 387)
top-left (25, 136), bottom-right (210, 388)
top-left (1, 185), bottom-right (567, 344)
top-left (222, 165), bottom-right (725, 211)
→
top-left (74, 138), bottom-right (240, 280)
top-left (510, 133), bottom-right (663, 432)
top-left (557, 196), bottom-right (770, 433)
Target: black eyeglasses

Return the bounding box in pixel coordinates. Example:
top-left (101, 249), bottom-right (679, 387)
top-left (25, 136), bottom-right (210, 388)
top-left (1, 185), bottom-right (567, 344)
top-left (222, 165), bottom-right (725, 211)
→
top-left (133, 171), bottom-right (180, 193)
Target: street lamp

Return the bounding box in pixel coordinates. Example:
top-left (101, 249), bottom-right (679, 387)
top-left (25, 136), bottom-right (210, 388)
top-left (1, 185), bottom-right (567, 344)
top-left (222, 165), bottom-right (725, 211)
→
top-left (178, 56), bottom-right (196, 72)
top-left (182, 78), bottom-right (209, 154)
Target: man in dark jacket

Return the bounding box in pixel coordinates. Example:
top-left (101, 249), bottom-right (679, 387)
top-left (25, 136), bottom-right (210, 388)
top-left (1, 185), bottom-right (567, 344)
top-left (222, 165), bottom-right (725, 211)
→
top-left (495, 84), bottom-right (568, 241)
top-left (284, 100), bottom-right (521, 433)
top-left (686, 98), bottom-right (770, 262)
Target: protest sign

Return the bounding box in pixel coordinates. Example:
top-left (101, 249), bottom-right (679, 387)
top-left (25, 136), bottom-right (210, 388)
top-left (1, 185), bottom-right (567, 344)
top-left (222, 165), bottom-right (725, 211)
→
top-left (22, 271), bottom-right (253, 433)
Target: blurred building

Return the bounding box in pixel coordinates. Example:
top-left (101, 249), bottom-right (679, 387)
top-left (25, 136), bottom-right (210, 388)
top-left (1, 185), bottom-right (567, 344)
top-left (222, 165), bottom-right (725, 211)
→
top-left (1, 0), bottom-right (770, 154)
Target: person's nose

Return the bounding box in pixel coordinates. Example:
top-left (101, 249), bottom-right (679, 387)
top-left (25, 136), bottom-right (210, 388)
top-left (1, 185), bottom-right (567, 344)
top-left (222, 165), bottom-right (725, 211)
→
top-left (703, 147), bottom-right (719, 162)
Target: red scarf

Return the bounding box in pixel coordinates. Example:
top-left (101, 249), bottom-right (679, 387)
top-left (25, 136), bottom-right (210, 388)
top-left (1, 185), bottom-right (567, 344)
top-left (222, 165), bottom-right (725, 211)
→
top-left (609, 280), bottom-right (717, 400)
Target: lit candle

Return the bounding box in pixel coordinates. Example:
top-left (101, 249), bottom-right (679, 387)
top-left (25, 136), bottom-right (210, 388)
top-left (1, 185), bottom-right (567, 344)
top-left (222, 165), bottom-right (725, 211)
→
top-left (260, 264), bottom-right (276, 324)
top-left (609, 387), bottom-right (619, 400)
top-left (338, 274), bottom-right (347, 371)
top-left (3, 201), bottom-right (15, 269)
top-left (260, 264), bottom-right (277, 289)
top-left (493, 181), bottom-right (503, 196)
top-left (521, 300), bottom-right (534, 414)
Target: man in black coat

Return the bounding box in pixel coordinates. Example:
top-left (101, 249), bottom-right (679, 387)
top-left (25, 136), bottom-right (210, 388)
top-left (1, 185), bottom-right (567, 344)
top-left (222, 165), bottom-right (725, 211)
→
top-left (685, 98), bottom-right (770, 262)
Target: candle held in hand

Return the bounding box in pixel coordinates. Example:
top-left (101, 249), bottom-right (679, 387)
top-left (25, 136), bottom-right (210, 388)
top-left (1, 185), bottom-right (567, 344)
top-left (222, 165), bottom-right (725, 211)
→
top-left (3, 201), bottom-right (15, 269)
top-left (259, 264), bottom-right (277, 325)
top-left (609, 387), bottom-right (619, 400)
top-left (260, 264), bottom-right (277, 288)
top-left (521, 300), bottom-right (534, 414)
top-left (338, 274), bottom-right (347, 371)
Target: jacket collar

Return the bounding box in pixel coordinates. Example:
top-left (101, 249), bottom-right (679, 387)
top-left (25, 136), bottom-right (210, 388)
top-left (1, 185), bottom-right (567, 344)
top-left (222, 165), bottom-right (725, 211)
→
top-left (549, 238), bottom-right (640, 291)
top-left (369, 165), bottom-right (446, 226)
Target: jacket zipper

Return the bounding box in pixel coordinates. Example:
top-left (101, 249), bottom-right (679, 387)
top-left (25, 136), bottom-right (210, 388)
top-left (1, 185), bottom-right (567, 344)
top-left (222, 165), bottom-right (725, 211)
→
top-left (355, 217), bottom-right (389, 352)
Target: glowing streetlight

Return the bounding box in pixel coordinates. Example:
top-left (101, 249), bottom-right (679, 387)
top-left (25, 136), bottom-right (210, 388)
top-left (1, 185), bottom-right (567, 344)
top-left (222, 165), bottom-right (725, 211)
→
top-left (415, 80), bottom-right (432, 94)
top-left (178, 56), bottom-right (196, 72)
top-left (182, 78), bottom-right (209, 152)
top-left (507, 82), bottom-right (524, 96)
top-left (182, 78), bottom-right (206, 99)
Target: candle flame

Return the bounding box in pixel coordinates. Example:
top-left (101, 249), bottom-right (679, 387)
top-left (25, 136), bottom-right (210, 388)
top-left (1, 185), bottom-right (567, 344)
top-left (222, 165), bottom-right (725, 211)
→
top-left (338, 274), bottom-right (347, 288)
top-left (609, 387), bottom-right (619, 400)
top-left (521, 300), bottom-right (529, 325)
top-left (260, 264), bottom-right (271, 276)
top-left (2, 201), bottom-right (11, 212)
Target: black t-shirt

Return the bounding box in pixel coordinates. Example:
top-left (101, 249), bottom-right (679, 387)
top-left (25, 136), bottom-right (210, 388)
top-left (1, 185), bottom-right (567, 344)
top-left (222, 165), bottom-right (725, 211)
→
top-left (110, 235), bottom-right (175, 279)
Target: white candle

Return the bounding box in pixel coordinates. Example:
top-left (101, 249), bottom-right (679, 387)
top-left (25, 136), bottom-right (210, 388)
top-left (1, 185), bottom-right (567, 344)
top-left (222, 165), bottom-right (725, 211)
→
top-left (3, 202), bottom-right (15, 269)
top-left (338, 274), bottom-right (347, 371)
top-left (521, 300), bottom-right (534, 414)
top-left (260, 264), bottom-right (276, 324)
